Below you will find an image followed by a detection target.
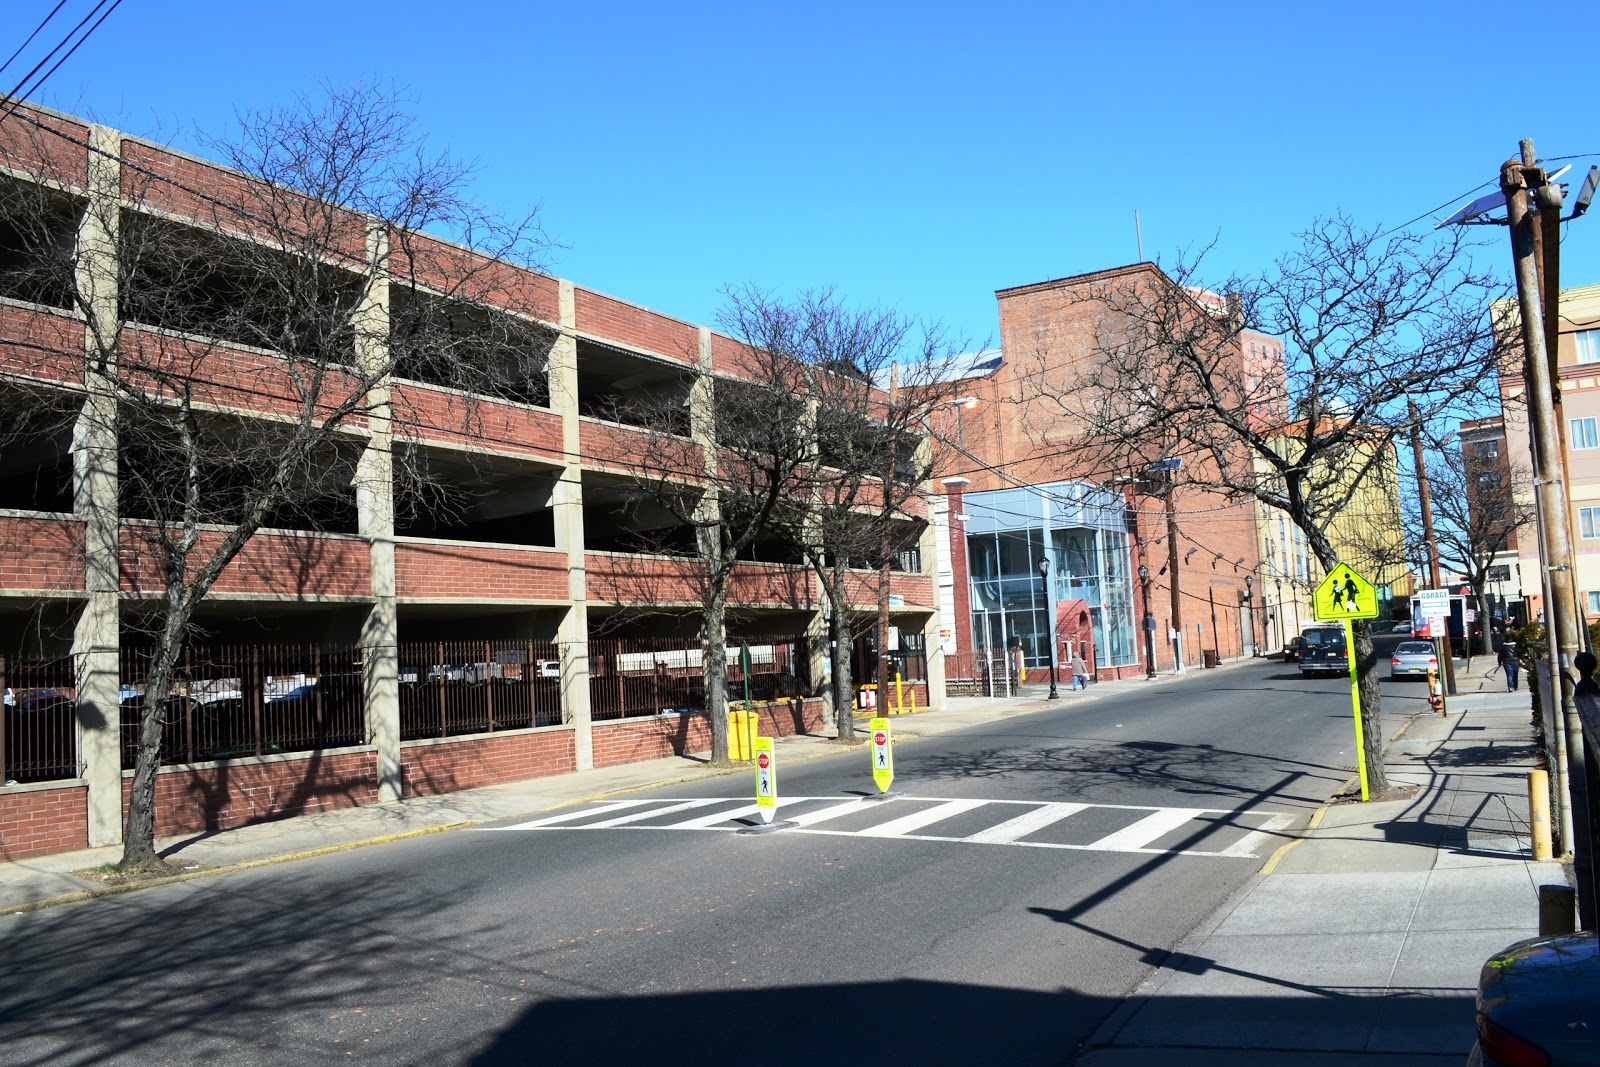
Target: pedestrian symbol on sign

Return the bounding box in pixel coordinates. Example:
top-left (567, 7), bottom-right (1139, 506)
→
top-left (1313, 563), bottom-right (1378, 621)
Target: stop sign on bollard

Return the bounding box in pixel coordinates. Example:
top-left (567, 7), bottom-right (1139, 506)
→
top-left (869, 716), bottom-right (893, 793)
top-left (754, 736), bottom-right (776, 823)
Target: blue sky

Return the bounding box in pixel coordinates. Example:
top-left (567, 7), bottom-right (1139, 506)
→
top-left (12, 0), bottom-right (1598, 349)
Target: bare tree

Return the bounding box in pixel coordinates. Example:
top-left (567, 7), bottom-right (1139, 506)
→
top-left (1412, 427), bottom-right (1535, 651)
top-left (0, 85), bottom-right (550, 870)
top-left (777, 291), bottom-right (963, 739)
top-left (1023, 218), bottom-right (1503, 796)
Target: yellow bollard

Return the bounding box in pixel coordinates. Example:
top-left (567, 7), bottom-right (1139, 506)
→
top-left (894, 671), bottom-right (905, 714)
top-left (1528, 769), bottom-right (1553, 861)
top-left (729, 708), bottom-right (760, 761)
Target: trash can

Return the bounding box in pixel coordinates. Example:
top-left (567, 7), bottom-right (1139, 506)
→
top-left (1202, 649), bottom-right (1219, 669)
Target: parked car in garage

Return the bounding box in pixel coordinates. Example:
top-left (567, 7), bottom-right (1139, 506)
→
top-left (1389, 641), bottom-right (1437, 681)
top-left (1469, 932), bottom-right (1600, 1065)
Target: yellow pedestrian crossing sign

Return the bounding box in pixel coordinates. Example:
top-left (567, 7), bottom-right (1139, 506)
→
top-left (1313, 563), bottom-right (1379, 621)
top-left (869, 716), bottom-right (893, 793)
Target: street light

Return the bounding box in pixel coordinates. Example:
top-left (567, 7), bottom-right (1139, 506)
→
top-left (1245, 575), bottom-right (1255, 656)
top-left (1040, 557), bottom-right (1060, 699)
top-left (1138, 563), bottom-right (1156, 678)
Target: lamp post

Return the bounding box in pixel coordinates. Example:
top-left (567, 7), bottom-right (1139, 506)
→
top-left (1138, 564), bottom-right (1156, 678)
top-left (1245, 574), bottom-right (1255, 656)
top-left (1040, 557), bottom-right (1060, 699)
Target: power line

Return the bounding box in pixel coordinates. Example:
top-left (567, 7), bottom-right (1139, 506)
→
top-left (0, 0), bottom-right (124, 120)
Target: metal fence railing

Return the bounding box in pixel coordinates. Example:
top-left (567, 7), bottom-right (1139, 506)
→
top-left (1, 655), bottom-right (78, 784)
top-left (397, 640), bottom-right (562, 740)
top-left (587, 635), bottom-right (811, 721)
top-left (2, 634), bottom-right (816, 782)
top-left (119, 644), bottom-right (368, 767)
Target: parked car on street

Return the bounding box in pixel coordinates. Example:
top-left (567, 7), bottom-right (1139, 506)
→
top-left (1468, 932), bottom-right (1600, 1066)
top-left (1393, 621), bottom-right (1412, 634)
top-left (1389, 641), bottom-right (1437, 681)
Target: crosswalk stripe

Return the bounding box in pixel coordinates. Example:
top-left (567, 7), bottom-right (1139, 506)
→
top-left (1084, 807), bottom-right (1211, 852)
top-left (1217, 813), bottom-right (1296, 858)
top-left (490, 800), bottom-right (654, 830)
top-left (786, 798), bottom-right (875, 827)
top-left (964, 802), bottom-right (1089, 844)
top-left (666, 802), bottom-right (767, 828)
top-left (583, 798), bottom-right (725, 827)
top-left (856, 799), bottom-right (988, 837)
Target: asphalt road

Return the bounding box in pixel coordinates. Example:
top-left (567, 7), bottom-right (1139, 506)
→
top-left (0, 655), bottom-right (1433, 1067)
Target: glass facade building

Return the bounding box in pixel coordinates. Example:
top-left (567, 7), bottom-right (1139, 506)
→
top-left (964, 481), bottom-right (1137, 670)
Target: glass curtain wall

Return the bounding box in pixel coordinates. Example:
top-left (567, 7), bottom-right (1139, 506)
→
top-left (966, 487), bottom-right (1136, 670)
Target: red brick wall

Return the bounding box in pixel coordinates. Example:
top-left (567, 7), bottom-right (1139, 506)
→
top-left (0, 303), bottom-right (84, 386)
top-left (394, 383), bottom-right (564, 461)
top-left (395, 541), bottom-right (567, 600)
top-left (402, 728), bottom-right (576, 796)
top-left (0, 106), bottom-right (89, 189)
top-left (120, 527), bottom-right (370, 599)
top-left (578, 419), bottom-right (700, 475)
top-left (0, 783), bottom-right (88, 860)
top-left (573, 289), bottom-right (699, 365)
top-left (125, 749), bottom-right (380, 837)
top-left (0, 515), bottom-right (84, 592)
top-left (591, 697), bottom-right (825, 768)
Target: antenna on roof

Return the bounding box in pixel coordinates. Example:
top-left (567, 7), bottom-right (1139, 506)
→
top-left (1135, 209), bottom-right (1144, 262)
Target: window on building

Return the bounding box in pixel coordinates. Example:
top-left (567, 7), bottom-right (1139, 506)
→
top-left (1576, 329), bottom-right (1600, 365)
top-left (1590, 590), bottom-right (1600, 615)
top-left (1473, 440), bottom-right (1499, 459)
top-left (1477, 471), bottom-right (1503, 493)
top-left (1488, 564), bottom-right (1512, 582)
top-left (1581, 507), bottom-right (1600, 539)
top-left (1572, 417), bottom-right (1599, 451)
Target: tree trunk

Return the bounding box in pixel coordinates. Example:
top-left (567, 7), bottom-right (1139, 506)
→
top-left (829, 578), bottom-right (856, 741)
top-left (702, 584), bottom-right (730, 764)
top-left (1351, 622), bottom-right (1389, 795)
top-left (120, 606), bottom-right (191, 871)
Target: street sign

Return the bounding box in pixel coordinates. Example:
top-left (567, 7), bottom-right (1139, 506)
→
top-left (1415, 588), bottom-right (1450, 620)
top-left (754, 736), bottom-right (776, 823)
top-left (1313, 563), bottom-right (1379, 621)
top-left (869, 716), bottom-right (894, 793)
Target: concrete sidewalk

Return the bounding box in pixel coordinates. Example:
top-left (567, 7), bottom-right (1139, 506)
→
top-left (1, 647), bottom-right (1564, 1067)
top-left (1079, 651), bottom-right (1564, 1065)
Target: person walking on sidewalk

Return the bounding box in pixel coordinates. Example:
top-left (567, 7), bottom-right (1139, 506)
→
top-left (1577, 650), bottom-right (1599, 696)
top-left (1497, 640), bottom-right (1519, 691)
top-left (1069, 651), bottom-right (1089, 691)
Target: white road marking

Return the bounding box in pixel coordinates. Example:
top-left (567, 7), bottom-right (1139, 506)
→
top-left (488, 800), bottom-right (655, 830)
top-left (480, 796), bottom-right (1296, 858)
top-left (964, 802), bottom-right (1090, 844)
top-left (1084, 808), bottom-right (1211, 852)
top-left (1217, 813), bottom-right (1297, 858)
top-left (583, 798), bottom-right (726, 827)
top-left (856, 799), bottom-right (988, 837)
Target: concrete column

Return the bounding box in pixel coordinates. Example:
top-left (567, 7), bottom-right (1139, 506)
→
top-left (354, 223), bottom-right (400, 802)
top-left (70, 124), bottom-right (123, 846)
top-left (548, 279), bottom-right (592, 768)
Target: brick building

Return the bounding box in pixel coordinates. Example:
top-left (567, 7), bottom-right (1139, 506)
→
top-left (930, 264), bottom-right (1263, 679)
top-left (0, 105), bottom-right (941, 859)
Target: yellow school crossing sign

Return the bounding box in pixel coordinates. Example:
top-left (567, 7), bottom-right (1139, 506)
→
top-left (1313, 563), bottom-right (1379, 621)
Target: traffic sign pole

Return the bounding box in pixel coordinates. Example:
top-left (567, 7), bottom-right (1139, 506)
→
top-left (754, 736), bottom-right (776, 823)
top-left (1345, 619), bottom-right (1370, 802)
top-left (869, 716), bottom-right (894, 794)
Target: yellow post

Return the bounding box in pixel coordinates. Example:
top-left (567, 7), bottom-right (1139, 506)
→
top-left (1345, 619), bottom-right (1370, 801)
top-left (1529, 768), bottom-right (1553, 861)
top-left (894, 671), bottom-right (904, 714)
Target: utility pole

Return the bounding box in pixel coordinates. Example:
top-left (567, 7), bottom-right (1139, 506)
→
top-left (1166, 485), bottom-right (1184, 672)
top-left (1408, 397), bottom-right (1455, 704)
top-left (1502, 144), bottom-right (1595, 925)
